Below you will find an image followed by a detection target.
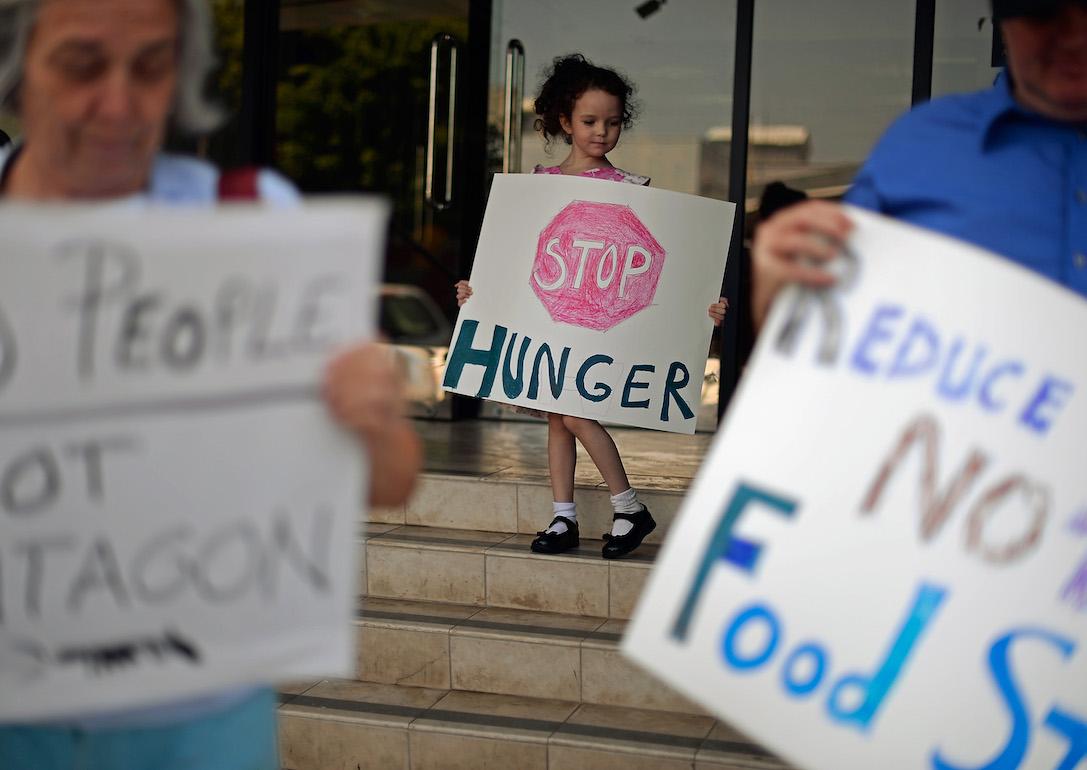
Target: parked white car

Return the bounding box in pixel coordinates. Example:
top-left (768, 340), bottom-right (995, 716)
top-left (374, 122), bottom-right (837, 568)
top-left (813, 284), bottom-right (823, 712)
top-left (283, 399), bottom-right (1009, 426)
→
top-left (378, 284), bottom-right (451, 418)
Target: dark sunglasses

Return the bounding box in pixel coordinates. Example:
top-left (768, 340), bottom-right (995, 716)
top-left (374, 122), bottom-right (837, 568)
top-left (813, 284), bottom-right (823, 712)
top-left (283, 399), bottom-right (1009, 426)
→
top-left (993, 0), bottom-right (1087, 20)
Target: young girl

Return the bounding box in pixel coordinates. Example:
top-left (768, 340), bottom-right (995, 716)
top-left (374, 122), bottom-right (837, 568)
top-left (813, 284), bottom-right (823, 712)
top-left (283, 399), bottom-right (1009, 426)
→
top-left (456, 54), bottom-right (727, 559)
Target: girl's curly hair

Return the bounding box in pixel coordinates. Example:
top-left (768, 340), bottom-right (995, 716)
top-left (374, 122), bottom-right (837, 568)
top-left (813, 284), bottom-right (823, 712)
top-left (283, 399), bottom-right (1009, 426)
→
top-left (533, 54), bottom-right (638, 147)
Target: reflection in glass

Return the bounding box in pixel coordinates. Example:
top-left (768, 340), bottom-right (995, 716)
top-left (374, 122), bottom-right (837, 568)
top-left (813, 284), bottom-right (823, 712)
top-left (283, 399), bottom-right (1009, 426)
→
top-left (273, 1), bottom-right (470, 315)
top-left (933, 0), bottom-right (998, 99)
top-left (747, 0), bottom-right (914, 216)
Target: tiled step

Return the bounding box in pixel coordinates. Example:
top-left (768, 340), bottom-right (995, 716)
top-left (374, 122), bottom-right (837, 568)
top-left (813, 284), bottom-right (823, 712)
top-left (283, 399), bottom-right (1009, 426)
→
top-left (353, 597), bottom-right (702, 714)
top-left (363, 525), bottom-right (656, 619)
top-left (278, 680), bottom-right (791, 770)
top-left (372, 472), bottom-right (686, 545)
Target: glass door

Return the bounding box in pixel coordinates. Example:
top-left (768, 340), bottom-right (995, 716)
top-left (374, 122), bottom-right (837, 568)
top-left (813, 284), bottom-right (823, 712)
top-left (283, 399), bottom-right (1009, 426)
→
top-left (933, 0), bottom-right (1000, 98)
top-left (746, 1), bottom-right (916, 209)
top-left (486, 0), bottom-right (739, 431)
top-left (275, 0), bottom-right (471, 314)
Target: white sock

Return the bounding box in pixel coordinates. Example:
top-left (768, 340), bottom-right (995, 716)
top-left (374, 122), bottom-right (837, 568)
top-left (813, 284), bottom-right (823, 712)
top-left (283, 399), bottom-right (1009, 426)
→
top-left (547, 502), bottom-right (577, 534)
top-left (610, 488), bottom-right (642, 537)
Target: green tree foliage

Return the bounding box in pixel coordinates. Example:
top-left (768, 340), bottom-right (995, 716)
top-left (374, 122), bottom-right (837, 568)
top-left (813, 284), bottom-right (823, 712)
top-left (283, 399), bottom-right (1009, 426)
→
top-left (212, 0), bottom-right (244, 110)
top-left (277, 18), bottom-right (466, 210)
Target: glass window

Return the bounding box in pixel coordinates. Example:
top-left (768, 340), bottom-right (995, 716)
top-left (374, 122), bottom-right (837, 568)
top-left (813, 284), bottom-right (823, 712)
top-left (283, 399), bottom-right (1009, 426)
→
top-left (746, 1), bottom-right (915, 217)
top-left (276, 2), bottom-right (468, 197)
top-left (380, 293), bottom-right (445, 343)
top-left (932, 0), bottom-right (999, 99)
top-left (203, 0), bottom-right (246, 165)
top-left (165, 0), bottom-right (244, 164)
top-left (272, 1), bottom-right (471, 317)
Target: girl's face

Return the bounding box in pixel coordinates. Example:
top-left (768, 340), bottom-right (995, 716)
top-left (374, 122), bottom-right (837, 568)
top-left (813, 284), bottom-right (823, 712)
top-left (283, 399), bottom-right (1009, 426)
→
top-left (559, 88), bottom-right (623, 159)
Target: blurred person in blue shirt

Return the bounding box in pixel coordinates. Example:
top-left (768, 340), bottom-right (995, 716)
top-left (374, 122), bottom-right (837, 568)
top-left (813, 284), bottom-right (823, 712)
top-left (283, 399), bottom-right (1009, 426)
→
top-left (751, 0), bottom-right (1087, 329)
top-left (0, 0), bottom-right (422, 768)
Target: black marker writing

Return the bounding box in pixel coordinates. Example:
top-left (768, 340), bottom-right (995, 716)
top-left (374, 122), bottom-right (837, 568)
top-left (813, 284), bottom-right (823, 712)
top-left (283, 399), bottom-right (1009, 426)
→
top-left (59, 238), bottom-right (141, 380)
top-left (2, 629), bottom-right (202, 682)
top-left (59, 239), bottom-right (348, 379)
top-left (1, 506), bottom-right (336, 624)
top-left (56, 629), bottom-right (201, 674)
top-left (1, 436), bottom-right (138, 516)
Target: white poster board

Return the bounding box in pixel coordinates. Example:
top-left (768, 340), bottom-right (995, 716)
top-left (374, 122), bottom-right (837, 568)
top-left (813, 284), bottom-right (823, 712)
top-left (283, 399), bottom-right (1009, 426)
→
top-left (442, 174), bottom-right (734, 434)
top-left (0, 200), bottom-right (388, 720)
top-left (624, 208), bottom-right (1087, 770)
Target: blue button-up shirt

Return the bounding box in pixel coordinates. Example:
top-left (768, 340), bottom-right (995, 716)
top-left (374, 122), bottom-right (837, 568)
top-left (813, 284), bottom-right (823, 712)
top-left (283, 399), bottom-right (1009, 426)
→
top-left (846, 73), bottom-right (1087, 298)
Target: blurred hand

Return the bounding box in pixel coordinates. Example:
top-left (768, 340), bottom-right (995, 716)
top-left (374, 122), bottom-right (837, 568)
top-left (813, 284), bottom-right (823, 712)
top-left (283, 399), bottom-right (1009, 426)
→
top-left (323, 342), bottom-right (421, 506)
top-left (323, 343), bottom-right (404, 445)
top-left (455, 280), bottom-right (473, 307)
top-left (751, 200), bottom-right (853, 331)
top-left (708, 296), bottom-right (729, 326)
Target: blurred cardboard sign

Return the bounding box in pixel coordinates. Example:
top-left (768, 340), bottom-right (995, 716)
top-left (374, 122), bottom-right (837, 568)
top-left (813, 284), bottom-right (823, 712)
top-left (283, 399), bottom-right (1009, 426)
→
top-left (0, 200), bottom-right (387, 720)
top-left (624, 208), bottom-right (1087, 770)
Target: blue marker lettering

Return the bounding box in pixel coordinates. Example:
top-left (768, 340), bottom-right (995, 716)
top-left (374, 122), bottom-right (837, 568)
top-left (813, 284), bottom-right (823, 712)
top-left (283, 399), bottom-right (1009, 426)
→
top-left (931, 627), bottom-right (1076, 770)
top-left (937, 339), bottom-right (988, 401)
top-left (527, 343), bottom-right (570, 400)
top-left (887, 315), bottom-right (940, 379)
top-left (622, 364), bottom-right (655, 409)
top-left (670, 482), bottom-right (797, 642)
top-left (1019, 375), bottom-right (1074, 435)
top-left (661, 361), bottom-right (694, 422)
top-left (827, 581), bottom-right (947, 732)
top-left (721, 604), bottom-right (780, 670)
top-left (442, 320), bottom-right (506, 398)
top-left (501, 333), bottom-right (531, 398)
top-left (1045, 707), bottom-right (1087, 770)
top-left (978, 361), bottom-right (1024, 413)
top-left (851, 304), bottom-right (904, 376)
top-left (575, 354), bottom-right (613, 402)
top-left (782, 642), bottom-right (829, 698)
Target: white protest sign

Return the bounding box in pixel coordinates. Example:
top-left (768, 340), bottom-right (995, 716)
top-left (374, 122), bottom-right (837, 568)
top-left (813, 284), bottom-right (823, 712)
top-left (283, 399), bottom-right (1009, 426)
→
top-left (442, 174), bottom-right (733, 434)
top-left (624, 208), bottom-right (1087, 770)
top-left (0, 200), bottom-right (388, 721)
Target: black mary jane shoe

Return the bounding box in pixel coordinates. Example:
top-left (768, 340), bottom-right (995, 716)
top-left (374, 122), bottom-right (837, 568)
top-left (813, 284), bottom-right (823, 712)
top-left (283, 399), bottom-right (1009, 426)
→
top-left (601, 507), bottom-right (656, 559)
top-left (530, 516), bottom-right (580, 554)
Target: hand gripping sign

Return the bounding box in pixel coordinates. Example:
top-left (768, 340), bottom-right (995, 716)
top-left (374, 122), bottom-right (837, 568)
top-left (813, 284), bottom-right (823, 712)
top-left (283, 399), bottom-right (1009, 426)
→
top-left (623, 208), bottom-right (1087, 770)
top-left (0, 200), bottom-right (387, 721)
top-left (443, 174), bottom-right (733, 434)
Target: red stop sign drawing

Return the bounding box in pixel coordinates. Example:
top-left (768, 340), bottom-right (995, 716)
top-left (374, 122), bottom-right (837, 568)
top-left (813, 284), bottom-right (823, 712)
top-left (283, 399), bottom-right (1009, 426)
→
top-left (530, 201), bottom-right (665, 331)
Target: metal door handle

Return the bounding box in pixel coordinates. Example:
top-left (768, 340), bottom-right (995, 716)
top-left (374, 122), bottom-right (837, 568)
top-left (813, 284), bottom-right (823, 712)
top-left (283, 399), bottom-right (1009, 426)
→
top-left (502, 39), bottom-right (525, 174)
top-left (426, 33), bottom-right (458, 210)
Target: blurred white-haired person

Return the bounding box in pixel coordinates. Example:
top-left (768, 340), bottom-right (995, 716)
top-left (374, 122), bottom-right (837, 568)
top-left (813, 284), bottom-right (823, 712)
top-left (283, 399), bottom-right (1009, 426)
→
top-left (0, 1), bottom-right (421, 767)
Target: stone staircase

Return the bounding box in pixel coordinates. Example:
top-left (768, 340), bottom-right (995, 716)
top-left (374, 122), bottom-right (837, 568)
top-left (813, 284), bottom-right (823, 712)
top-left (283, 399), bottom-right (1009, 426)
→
top-left (277, 436), bottom-right (792, 769)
